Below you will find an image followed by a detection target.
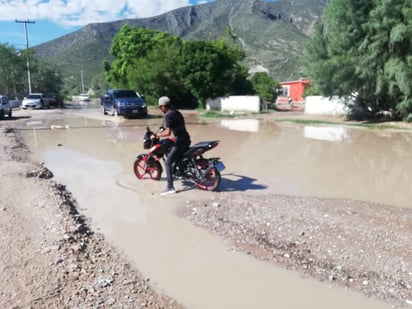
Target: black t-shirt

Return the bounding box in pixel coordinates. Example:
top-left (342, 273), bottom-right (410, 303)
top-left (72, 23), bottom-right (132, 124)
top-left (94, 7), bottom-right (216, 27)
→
top-left (164, 109), bottom-right (191, 144)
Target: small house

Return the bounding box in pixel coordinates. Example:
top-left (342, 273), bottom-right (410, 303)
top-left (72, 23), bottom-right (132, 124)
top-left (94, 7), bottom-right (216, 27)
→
top-left (276, 79), bottom-right (311, 111)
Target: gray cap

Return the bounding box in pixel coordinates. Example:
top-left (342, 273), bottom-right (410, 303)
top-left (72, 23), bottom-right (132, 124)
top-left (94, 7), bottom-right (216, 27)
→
top-left (158, 96), bottom-right (170, 106)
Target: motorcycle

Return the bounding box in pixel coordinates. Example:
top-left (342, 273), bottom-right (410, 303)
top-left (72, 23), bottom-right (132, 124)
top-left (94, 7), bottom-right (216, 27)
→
top-left (133, 126), bottom-right (225, 191)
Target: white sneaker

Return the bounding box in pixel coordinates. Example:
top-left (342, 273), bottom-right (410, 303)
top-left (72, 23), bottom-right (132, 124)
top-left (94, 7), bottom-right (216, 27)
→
top-left (160, 187), bottom-right (176, 196)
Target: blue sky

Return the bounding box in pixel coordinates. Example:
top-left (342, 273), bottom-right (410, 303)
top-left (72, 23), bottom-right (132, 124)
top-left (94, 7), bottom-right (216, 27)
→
top-left (0, 0), bottom-right (213, 49)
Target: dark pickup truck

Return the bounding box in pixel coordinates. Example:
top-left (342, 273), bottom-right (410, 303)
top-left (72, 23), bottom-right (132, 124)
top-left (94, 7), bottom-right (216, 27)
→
top-left (101, 89), bottom-right (147, 118)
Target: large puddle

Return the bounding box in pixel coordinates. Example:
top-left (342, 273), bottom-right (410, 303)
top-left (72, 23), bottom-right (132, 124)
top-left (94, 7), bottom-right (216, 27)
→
top-left (21, 111), bottom-right (411, 309)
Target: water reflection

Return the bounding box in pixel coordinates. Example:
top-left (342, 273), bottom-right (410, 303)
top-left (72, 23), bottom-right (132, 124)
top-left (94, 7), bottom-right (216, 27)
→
top-left (304, 125), bottom-right (349, 142)
top-left (22, 116), bottom-right (412, 210)
top-left (220, 119), bottom-right (259, 132)
top-left (43, 146), bottom-right (148, 225)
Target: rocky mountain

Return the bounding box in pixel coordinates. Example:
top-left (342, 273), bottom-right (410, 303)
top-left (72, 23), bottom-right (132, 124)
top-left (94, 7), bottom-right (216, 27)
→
top-left (34, 0), bottom-right (328, 90)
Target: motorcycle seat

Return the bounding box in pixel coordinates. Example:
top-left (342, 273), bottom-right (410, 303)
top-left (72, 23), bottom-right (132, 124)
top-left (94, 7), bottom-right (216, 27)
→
top-left (184, 140), bottom-right (220, 157)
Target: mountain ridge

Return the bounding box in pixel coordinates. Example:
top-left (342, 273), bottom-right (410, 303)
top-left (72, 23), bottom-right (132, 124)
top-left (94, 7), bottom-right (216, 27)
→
top-left (34, 0), bottom-right (328, 91)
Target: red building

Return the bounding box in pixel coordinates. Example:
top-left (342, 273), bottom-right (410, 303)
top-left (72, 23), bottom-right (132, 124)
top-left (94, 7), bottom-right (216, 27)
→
top-left (275, 79), bottom-right (311, 111)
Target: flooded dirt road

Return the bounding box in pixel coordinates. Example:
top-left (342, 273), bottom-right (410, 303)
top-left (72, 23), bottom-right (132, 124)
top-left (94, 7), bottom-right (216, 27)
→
top-left (19, 107), bottom-right (411, 308)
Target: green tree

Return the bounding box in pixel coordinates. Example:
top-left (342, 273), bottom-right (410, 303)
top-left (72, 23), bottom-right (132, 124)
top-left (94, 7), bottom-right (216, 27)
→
top-left (304, 0), bottom-right (374, 97)
top-left (90, 73), bottom-right (109, 97)
top-left (303, 0), bottom-right (412, 120)
top-left (250, 72), bottom-right (279, 110)
top-left (31, 61), bottom-right (63, 95)
top-left (0, 44), bottom-right (25, 98)
top-left (0, 46), bottom-right (64, 97)
top-left (104, 25), bottom-right (185, 104)
top-left (106, 25), bottom-right (179, 88)
top-left (363, 0), bottom-right (412, 119)
top-left (302, 24), bottom-right (331, 94)
top-left (177, 38), bottom-right (247, 108)
top-left (127, 42), bottom-right (189, 106)
top-left (105, 26), bottom-right (250, 108)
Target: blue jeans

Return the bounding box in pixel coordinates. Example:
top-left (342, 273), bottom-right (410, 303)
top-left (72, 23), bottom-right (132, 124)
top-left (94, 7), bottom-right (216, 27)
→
top-left (165, 140), bottom-right (190, 188)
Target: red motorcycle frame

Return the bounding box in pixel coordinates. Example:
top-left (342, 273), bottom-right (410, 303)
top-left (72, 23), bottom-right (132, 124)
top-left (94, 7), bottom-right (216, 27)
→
top-left (133, 127), bottom-right (225, 191)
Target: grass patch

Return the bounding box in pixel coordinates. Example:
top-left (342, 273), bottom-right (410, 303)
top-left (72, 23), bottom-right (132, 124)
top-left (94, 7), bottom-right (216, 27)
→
top-left (199, 109), bottom-right (269, 119)
top-left (199, 110), bottom-right (236, 118)
top-left (357, 123), bottom-right (405, 130)
top-left (275, 118), bottom-right (407, 130)
top-left (276, 119), bottom-right (340, 126)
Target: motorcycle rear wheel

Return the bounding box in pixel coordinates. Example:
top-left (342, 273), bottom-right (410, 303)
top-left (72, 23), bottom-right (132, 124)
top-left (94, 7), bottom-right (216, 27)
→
top-left (133, 157), bottom-right (162, 180)
top-left (195, 167), bottom-right (221, 191)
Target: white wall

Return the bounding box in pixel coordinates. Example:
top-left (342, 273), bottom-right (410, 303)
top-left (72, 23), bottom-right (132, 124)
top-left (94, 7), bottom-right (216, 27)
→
top-left (305, 96), bottom-right (348, 115)
top-left (206, 96), bottom-right (260, 113)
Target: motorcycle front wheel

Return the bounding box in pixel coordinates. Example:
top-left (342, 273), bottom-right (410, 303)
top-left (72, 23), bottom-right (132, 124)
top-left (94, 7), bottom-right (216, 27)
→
top-left (194, 166), bottom-right (221, 191)
top-left (133, 157), bottom-right (162, 180)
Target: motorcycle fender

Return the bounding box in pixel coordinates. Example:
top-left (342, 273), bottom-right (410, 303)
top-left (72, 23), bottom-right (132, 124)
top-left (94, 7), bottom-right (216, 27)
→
top-left (136, 154), bottom-right (148, 161)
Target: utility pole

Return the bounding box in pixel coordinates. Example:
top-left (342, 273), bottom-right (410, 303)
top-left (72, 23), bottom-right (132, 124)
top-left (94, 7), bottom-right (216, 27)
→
top-left (15, 19), bottom-right (35, 94)
top-left (80, 70), bottom-right (85, 94)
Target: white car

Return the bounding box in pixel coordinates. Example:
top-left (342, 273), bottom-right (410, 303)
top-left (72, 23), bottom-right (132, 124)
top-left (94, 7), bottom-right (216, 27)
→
top-left (79, 93), bottom-right (90, 103)
top-left (21, 93), bottom-right (48, 109)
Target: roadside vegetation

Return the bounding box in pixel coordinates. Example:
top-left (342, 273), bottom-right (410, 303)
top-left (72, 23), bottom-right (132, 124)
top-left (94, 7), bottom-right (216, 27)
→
top-left (0, 44), bottom-right (63, 99)
top-left (303, 0), bottom-right (412, 121)
top-left (0, 26), bottom-right (279, 108)
top-left (1, 0), bottom-right (411, 122)
top-left (103, 25), bottom-right (278, 108)
top-left (199, 110), bottom-right (237, 118)
top-left (275, 118), bottom-right (411, 131)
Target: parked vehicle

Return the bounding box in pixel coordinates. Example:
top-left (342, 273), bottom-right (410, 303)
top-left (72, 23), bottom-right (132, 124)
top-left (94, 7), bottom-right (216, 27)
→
top-left (9, 99), bottom-right (21, 109)
top-left (101, 89), bottom-right (147, 118)
top-left (79, 93), bottom-right (90, 103)
top-left (45, 94), bottom-right (61, 108)
top-left (0, 95), bottom-right (12, 119)
top-left (21, 93), bottom-right (48, 109)
top-left (133, 126), bottom-right (225, 191)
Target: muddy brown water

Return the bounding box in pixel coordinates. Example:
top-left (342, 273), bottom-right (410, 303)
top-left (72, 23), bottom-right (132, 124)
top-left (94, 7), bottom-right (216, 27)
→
top-left (20, 108), bottom-right (411, 309)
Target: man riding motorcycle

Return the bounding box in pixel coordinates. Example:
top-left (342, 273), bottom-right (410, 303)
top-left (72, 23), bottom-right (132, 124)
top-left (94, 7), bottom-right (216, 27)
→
top-left (151, 96), bottom-right (191, 195)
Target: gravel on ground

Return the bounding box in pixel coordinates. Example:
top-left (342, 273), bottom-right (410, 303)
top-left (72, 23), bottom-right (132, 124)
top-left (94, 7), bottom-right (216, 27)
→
top-left (0, 126), bottom-right (182, 308)
top-left (1, 111), bottom-right (412, 308)
top-left (177, 193), bottom-right (412, 308)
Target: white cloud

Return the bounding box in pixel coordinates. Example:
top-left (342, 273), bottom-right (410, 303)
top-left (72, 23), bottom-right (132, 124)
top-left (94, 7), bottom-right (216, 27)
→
top-left (0, 0), bottom-right (194, 26)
